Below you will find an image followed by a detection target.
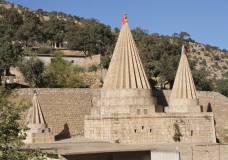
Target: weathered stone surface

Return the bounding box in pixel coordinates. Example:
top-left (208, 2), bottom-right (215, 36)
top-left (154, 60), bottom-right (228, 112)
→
top-left (15, 89), bottom-right (228, 143)
top-left (92, 89), bottom-right (156, 116)
top-left (16, 88), bottom-right (99, 137)
top-left (85, 113), bottom-right (216, 144)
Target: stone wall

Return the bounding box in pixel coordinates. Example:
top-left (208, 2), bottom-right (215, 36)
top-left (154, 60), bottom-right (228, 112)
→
top-left (156, 90), bottom-right (228, 143)
top-left (15, 89), bottom-right (228, 142)
top-left (155, 144), bottom-right (228, 160)
top-left (84, 113), bottom-right (216, 144)
top-left (16, 88), bottom-right (100, 138)
top-left (93, 89), bottom-right (156, 116)
top-left (31, 54), bottom-right (100, 69)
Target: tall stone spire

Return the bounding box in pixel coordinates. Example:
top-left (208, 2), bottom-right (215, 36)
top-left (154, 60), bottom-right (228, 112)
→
top-left (24, 91), bottom-right (54, 144)
top-left (103, 15), bottom-right (150, 89)
top-left (166, 45), bottom-right (200, 112)
top-left (92, 16), bottom-right (156, 116)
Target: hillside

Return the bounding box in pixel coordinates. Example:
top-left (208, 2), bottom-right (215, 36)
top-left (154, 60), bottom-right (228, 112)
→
top-left (0, 0), bottom-right (228, 96)
top-left (189, 42), bottom-right (228, 80)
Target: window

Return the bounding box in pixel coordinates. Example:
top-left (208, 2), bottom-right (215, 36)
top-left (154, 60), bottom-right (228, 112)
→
top-left (144, 109), bottom-right (148, 115)
top-left (137, 109), bottom-right (140, 115)
top-left (142, 126), bottom-right (144, 130)
top-left (150, 129), bottom-right (152, 133)
top-left (134, 129), bottom-right (137, 133)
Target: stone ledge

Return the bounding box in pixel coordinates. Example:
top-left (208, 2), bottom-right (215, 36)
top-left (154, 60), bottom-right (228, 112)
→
top-left (85, 112), bottom-right (214, 120)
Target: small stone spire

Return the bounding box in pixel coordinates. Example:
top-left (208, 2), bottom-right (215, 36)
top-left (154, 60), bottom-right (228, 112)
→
top-left (27, 91), bottom-right (46, 129)
top-left (166, 45), bottom-right (200, 112)
top-left (103, 16), bottom-right (150, 89)
top-left (24, 91), bottom-right (54, 144)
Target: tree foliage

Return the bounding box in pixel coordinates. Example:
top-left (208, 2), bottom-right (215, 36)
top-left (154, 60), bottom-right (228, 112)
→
top-left (19, 56), bottom-right (45, 87)
top-left (66, 22), bottom-right (115, 56)
top-left (216, 80), bottom-right (228, 97)
top-left (18, 52), bottom-right (88, 88)
top-left (132, 28), bottom-right (183, 88)
top-left (0, 40), bottom-right (23, 70)
top-left (43, 16), bottom-right (65, 44)
top-left (16, 11), bottom-right (43, 47)
top-left (192, 69), bottom-right (213, 91)
top-left (44, 52), bottom-right (87, 88)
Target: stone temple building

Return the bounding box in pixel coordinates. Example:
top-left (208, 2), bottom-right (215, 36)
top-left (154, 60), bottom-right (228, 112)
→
top-left (17, 16), bottom-right (228, 160)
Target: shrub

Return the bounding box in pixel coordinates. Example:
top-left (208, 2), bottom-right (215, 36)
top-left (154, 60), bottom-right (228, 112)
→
top-left (37, 47), bottom-right (53, 55)
top-left (173, 123), bottom-right (182, 142)
top-left (214, 55), bottom-right (220, 61)
top-left (200, 59), bottom-right (207, 66)
top-left (204, 52), bottom-right (210, 56)
top-left (216, 80), bottom-right (228, 97)
top-left (222, 65), bottom-right (228, 70)
top-left (192, 69), bottom-right (213, 91)
top-left (88, 64), bottom-right (98, 72)
top-left (224, 54), bottom-right (228, 59)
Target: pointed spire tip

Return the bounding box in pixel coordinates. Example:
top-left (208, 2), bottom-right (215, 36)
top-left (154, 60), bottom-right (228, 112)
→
top-left (121, 14), bottom-right (128, 25)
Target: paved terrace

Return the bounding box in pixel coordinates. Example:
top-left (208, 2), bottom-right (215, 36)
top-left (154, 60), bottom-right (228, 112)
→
top-left (24, 136), bottom-right (228, 160)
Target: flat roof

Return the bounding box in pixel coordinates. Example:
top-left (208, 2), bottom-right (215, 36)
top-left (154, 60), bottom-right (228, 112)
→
top-left (25, 137), bottom-right (178, 155)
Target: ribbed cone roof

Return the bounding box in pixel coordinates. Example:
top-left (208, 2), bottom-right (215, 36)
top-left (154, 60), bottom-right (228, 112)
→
top-left (103, 21), bottom-right (150, 89)
top-left (28, 93), bottom-right (46, 126)
top-left (170, 46), bottom-right (198, 100)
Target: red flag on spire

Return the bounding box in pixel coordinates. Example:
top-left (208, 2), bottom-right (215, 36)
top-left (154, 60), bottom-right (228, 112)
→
top-left (184, 45), bottom-right (189, 55)
top-left (121, 14), bottom-right (127, 25)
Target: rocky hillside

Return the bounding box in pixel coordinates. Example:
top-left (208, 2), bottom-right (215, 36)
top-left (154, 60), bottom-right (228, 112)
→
top-left (189, 42), bottom-right (228, 80)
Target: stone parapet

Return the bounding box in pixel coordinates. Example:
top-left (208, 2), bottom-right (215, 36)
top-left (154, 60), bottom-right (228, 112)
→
top-left (85, 112), bottom-right (216, 144)
top-left (94, 89), bottom-right (156, 116)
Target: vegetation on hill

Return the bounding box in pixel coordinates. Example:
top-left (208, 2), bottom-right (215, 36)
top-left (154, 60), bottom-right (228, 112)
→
top-left (0, 1), bottom-right (228, 96)
top-left (19, 51), bottom-right (87, 88)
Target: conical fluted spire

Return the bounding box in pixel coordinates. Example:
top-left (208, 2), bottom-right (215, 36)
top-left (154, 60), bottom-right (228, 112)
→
top-left (167, 45), bottom-right (200, 112)
top-left (27, 92), bottom-right (46, 127)
top-left (24, 92), bottom-right (54, 144)
top-left (103, 17), bottom-right (150, 89)
top-left (170, 45), bottom-right (197, 100)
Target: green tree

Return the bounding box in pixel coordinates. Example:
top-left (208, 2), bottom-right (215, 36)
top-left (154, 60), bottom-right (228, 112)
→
top-left (19, 56), bottom-right (45, 87)
top-left (44, 52), bottom-right (87, 88)
top-left (66, 22), bottom-right (115, 56)
top-left (16, 11), bottom-right (43, 47)
top-left (0, 88), bottom-right (45, 160)
top-left (216, 80), bottom-right (228, 97)
top-left (43, 16), bottom-right (65, 46)
top-left (0, 8), bottom-right (23, 41)
top-left (192, 69), bottom-right (213, 91)
top-left (133, 31), bottom-right (182, 88)
top-left (0, 40), bottom-right (23, 76)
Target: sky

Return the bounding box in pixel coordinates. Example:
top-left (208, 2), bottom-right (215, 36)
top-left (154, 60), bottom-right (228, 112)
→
top-left (8, 0), bottom-right (228, 50)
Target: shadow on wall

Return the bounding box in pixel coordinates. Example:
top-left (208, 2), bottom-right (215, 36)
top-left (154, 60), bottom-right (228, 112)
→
top-left (154, 89), bottom-right (168, 112)
top-left (55, 123), bottom-right (71, 141)
top-left (207, 103), bottom-right (213, 112)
